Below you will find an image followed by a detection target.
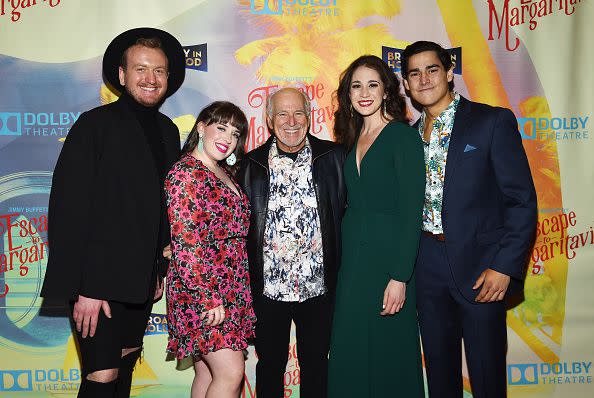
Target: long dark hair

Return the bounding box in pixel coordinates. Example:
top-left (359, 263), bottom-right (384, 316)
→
top-left (333, 55), bottom-right (408, 152)
top-left (182, 101), bottom-right (248, 176)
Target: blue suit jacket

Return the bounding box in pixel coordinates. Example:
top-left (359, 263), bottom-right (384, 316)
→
top-left (421, 96), bottom-right (537, 302)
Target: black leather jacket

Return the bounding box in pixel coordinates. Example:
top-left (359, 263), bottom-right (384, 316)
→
top-left (237, 134), bottom-right (347, 297)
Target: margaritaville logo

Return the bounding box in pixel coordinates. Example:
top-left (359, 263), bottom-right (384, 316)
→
top-left (0, 0), bottom-right (61, 23)
top-left (487, 0), bottom-right (583, 51)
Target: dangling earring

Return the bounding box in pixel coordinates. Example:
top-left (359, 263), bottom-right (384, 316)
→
top-left (349, 103), bottom-right (353, 118)
top-left (197, 131), bottom-right (204, 152)
top-left (383, 100), bottom-right (388, 119)
top-left (226, 153), bottom-right (237, 166)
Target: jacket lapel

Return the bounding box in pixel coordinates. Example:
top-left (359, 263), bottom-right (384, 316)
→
top-left (249, 134), bottom-right (332, 168)
top-left (443, 96), bottom-right (471, 196)
top-left (249, 136), bottom-right (273, 170)
top-left (308, 134), bottom-right (332, 161)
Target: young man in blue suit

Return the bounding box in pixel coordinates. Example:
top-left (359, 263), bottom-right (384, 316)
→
top-left (401, 41), bottom-right (537, 398)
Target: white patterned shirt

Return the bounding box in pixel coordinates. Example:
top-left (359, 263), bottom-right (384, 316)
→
top-left (262, 139), bottom-right (325, 302)
top-left (418, 92), bottom-right (460, 234)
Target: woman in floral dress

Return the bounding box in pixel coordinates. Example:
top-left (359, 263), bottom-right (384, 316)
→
top-left (165, 101), bottom-right (255, 398)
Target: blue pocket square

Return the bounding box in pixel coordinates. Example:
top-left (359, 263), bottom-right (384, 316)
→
top-left (464, 144), bottom-right (477, 153)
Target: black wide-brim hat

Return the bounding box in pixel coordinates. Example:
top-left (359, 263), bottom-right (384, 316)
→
top-left (102, 27), bottom-right (186, 97)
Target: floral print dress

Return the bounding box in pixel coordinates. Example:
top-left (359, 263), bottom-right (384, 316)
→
top-left (164, 154), bottom-right (256, 358)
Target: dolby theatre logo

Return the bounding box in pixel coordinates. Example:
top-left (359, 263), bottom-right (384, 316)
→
top-left (517, 116), bottom-right (589, 141)
top-left (249, 0), bottom-right (339, 16)
top-left (0, 369), bottom-right (32, 392)
top-left (0, 368), bottom-right (81, 392)
top-left (508, 363), bottom-right (538, 385)
top-left (0, 111), bottom-right (80, 137)
top-left (508, 361), bottom-right (592, 386)
top-left (0, 113), bottom-right (21, 136)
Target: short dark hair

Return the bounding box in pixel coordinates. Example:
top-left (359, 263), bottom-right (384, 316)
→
top-left (401, 41), bottom-right (455, 91)
top-left (182, 101), bottom-right (249, 176)
top-left (120, 37), bottom-right (165, 70)
top-left (333, 55), bottom-right (408, 152)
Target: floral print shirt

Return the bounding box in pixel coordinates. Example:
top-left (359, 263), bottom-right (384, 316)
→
top-left (263, 139), bottom-right (325, 302)
top-left (418, 92), bottom-right (460, 233)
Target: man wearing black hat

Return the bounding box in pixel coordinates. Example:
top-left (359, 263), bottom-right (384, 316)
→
top-left (41, 28), bottom-right (185, 398)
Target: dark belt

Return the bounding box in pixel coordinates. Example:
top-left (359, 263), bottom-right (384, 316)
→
top-left (422, 230), bottom-right (445, 242)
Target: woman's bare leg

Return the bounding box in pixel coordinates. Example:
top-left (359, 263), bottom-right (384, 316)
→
top-left (201, 349), bottom-right (245, 398)
top-left (192, 357), bottom-right (212, 398)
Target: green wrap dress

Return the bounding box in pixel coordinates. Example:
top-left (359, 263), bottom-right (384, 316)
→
top-left (328, 121), bottom-right (426, 397)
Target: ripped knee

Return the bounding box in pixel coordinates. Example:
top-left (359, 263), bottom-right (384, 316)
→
top-left (86, 368), bottom-right (118, 382)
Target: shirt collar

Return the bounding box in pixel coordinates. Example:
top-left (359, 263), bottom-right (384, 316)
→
top-left (420, 92), bottom-right (461, 129)
top-left (269, 137), bottom-right (311, 160)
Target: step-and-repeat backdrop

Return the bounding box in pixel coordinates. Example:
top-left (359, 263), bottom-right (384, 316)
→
top-left (1, 0), bottom-right (592, 397)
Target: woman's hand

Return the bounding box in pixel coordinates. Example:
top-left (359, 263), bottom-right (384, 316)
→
top-left (381, 279), bottom-right (406, 316)
top-left (201, 305), bottom-right (226, 326)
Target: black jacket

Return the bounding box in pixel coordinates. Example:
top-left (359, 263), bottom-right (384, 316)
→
top-left (237, 134), bottom-right (347, 297)
top-left (41, 96), bottom-right (180, 303)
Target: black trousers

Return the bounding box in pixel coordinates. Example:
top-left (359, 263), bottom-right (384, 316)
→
top-left (416, 234), bottom-right (507, 398)
top-left (253, 293), bottom-right (334, 398)
top-left (70, 295), bottom-right (153, 377)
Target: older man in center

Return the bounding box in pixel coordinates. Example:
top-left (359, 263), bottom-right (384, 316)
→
top-left (237, 87), bottom-right (346, 398)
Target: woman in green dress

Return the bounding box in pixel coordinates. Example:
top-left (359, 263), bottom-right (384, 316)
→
top-left (328, 55), bottom-right (426, 397)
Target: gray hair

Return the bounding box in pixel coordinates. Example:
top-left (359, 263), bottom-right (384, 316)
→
top-left (265, 87), bottom-right (311, 124)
